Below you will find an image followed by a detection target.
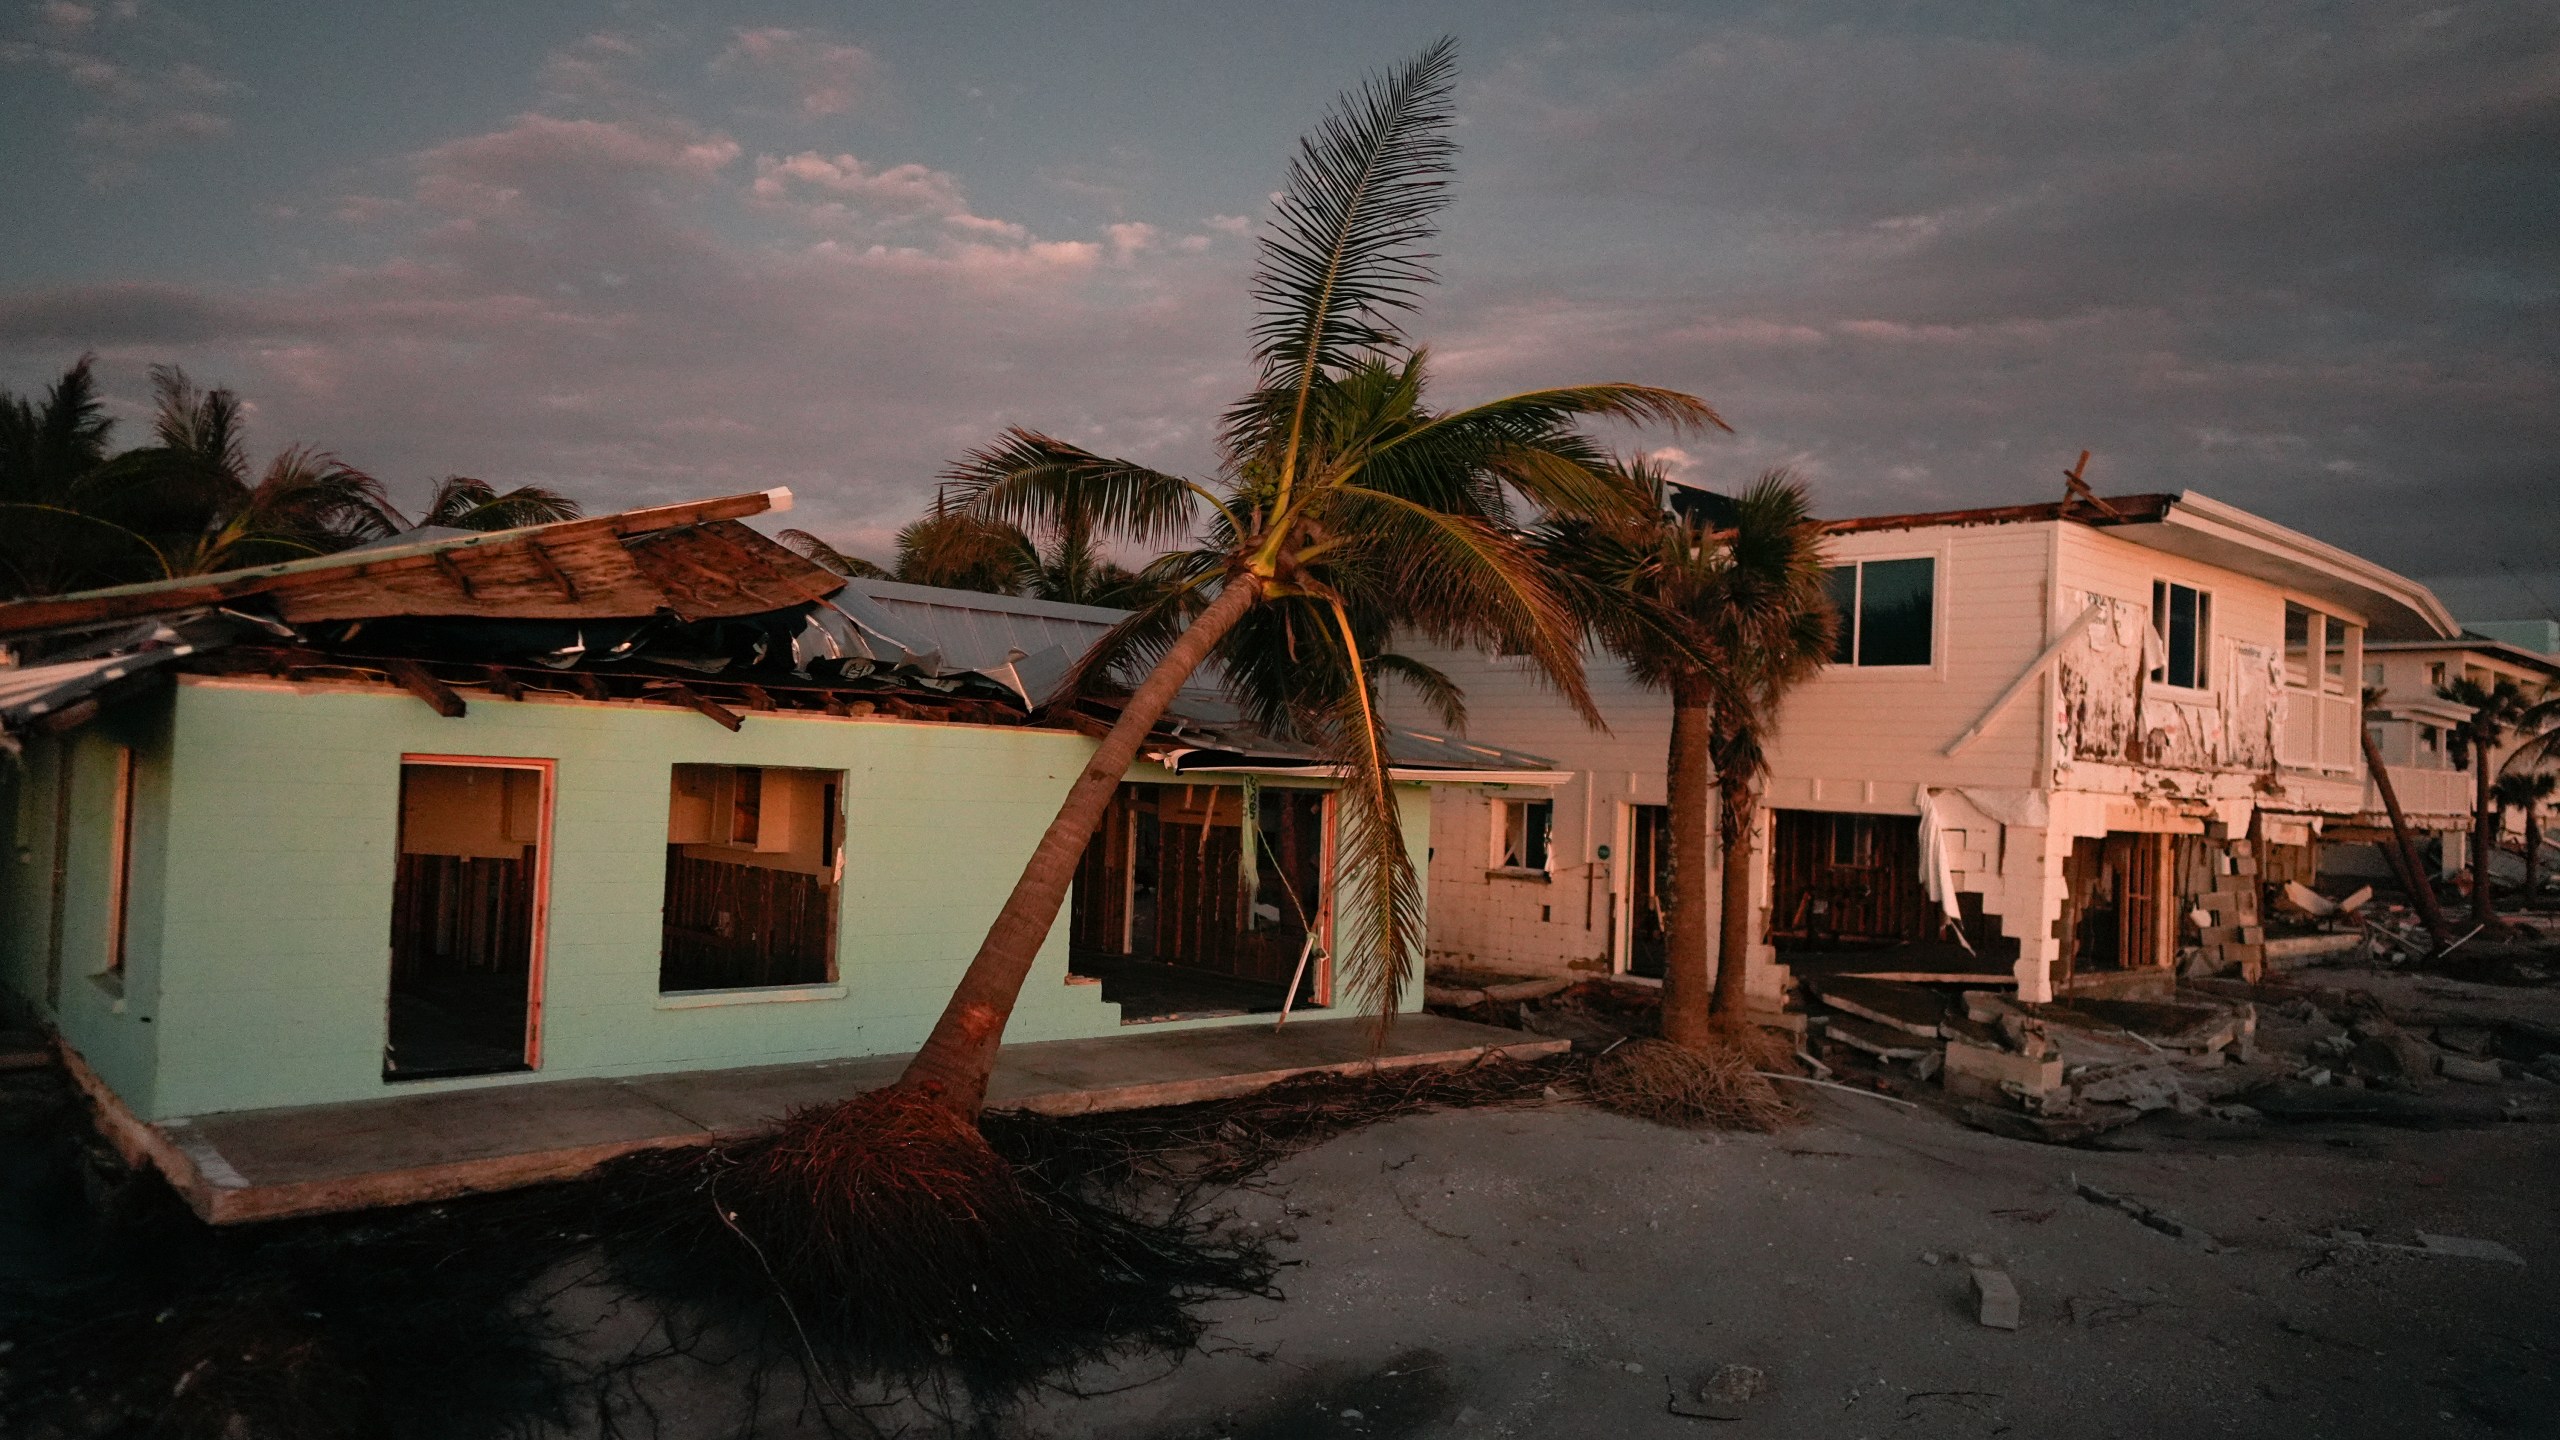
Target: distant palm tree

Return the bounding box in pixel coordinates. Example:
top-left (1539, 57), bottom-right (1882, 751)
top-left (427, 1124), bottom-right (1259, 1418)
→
top-left (785, 500), bottom-right (1161, 607)
top-left (2441, 674), bottom-right (2532, 927)
top-left (400, 475), bottom-right (583, 532)
top-left (894, 39), bottom-right (1720, 1114)
top-left (0, 358), bottom-right (399, 597)
top-left (2491, 770), bottom-right (2555, 901)
top-left (1543, 463), bottom-right (1833, 1046)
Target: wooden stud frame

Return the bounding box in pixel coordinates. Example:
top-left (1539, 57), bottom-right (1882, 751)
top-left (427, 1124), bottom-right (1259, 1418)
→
top-left (396, 754), bottom-right (559, 1071)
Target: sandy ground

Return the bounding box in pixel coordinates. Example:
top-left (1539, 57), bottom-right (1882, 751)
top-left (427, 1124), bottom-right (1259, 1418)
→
top-left (993, 1093), bottom-right (2560, 1440)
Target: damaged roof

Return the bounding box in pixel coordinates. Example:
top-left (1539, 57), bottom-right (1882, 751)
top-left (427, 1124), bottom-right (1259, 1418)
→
top-left (1828, 489), bottom-right (2458, 642)
top-left (0, 489), bottom-right (1559, 782)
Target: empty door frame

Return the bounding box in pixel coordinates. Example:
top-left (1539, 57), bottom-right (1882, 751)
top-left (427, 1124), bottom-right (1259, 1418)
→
top-left (395, 753), bottom-right (557, 1070)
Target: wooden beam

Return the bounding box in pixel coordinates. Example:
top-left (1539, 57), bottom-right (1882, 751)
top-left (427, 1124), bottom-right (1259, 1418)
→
top-left (739, 684), bottom-right (778, 711)
top-left (431, 551), bottom-right (477, 598)
top-left (568, 673), bottom-right (608, 701)
top-left (1942, 602), bottom-right (2105, 756)
top-left (481, 665), bottom-right (526, 701)
top-left (523, 539), bottom-right (580, 601)
top-left (660, 683), bottom-right (742, 731)
top-left (385, 660), bottom-right (467, 719)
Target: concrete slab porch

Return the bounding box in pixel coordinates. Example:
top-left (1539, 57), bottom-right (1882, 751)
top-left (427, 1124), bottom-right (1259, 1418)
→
top-left (67, 1014), bottom-right (1566, 1226)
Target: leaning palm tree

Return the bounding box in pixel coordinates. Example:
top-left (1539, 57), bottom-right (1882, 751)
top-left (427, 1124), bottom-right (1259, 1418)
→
top-left (2491, 770), bottom-right (2555, 902)
top-left (2441, 675), bottom-right (2531, 928)
top-left (642, 42), bottom-right (1720, 1388)
top-left (1542, 464), bottom-right (1833, 1047)
top-left (891, 38), bottom-right (1719, 1114)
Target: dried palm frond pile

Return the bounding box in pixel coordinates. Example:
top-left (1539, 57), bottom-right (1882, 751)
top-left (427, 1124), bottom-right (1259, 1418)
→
top-left (1585, 1037), bottom-right (1792, 1132)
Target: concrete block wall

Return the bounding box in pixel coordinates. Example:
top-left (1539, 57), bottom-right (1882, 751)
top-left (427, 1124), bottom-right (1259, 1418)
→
top-left (6, 678), bottom-right (1430, 1121)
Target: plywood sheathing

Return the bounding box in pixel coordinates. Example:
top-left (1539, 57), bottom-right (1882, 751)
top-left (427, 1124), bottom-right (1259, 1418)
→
top-left (0, 492), bottom-right (837, 638)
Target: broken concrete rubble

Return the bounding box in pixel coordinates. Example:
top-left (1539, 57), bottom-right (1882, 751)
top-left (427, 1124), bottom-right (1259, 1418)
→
top-left (1971, 1267), bottom-right (2022, 1329)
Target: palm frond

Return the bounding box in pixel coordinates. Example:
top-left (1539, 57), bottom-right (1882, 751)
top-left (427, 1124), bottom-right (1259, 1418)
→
top-left (894, 508), bottom-right (1036, 594)
top-left (148, 365), bottom-right (248, 486)
top-left (1240, 38), bottom-right (1459, 479)
top-left (420, 476), bottom-right (583, 532)
top-left (1371, 651), bottom-right (1466, 731)
top-left (1314, 602), bottom-right (1429, 1031)
top-left (1326, 483), bottom-right (1603, 728)
top-left (1038, 552), bottom-right (1223, 706)
top-left (778, 528), bottom-right (891, 578)
top-left (943, 428), bottom-right (1202, 547)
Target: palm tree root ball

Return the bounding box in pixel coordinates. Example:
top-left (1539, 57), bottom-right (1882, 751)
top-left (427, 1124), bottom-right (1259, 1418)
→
top-left (605, 1086), bottom-right (1273, 1395)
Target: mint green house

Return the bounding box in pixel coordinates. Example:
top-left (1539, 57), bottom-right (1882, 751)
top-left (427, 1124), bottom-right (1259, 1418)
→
top-left (0, 494), bottom-right (1550, 1131)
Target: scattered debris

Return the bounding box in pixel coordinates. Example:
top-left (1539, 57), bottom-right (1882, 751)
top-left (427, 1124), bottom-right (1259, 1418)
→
top-left (2326, 1230), bottom-right (2527, 1267)
top-left (2073, 1177), bottom-right (2220, 1251)
top-left (2441, 1055), bottom-right (2504, 1084)
top-left (1971, 1267), bottom-right (2022, 1330)
top-left (1668, 1364), bottom-right (1770, 1421)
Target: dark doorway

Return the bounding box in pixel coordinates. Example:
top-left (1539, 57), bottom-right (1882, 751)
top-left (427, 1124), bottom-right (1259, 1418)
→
top-left (2059, 831), bottom-right (2170, 981)
top-left (1628, 803), bottom-right (1672, 979)
top-left (1071, 782), bottom-right (1330, 1022)
top-left (385, 761), bottom-right (549, 1081)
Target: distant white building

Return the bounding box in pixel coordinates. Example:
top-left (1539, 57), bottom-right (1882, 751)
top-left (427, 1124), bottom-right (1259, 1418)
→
top-left (1402, 488), bottom-right (2460, 1005)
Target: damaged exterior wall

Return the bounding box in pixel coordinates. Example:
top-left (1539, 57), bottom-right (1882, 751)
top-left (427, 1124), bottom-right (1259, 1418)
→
top-left (0, 677), bottom-right (1431, 1120)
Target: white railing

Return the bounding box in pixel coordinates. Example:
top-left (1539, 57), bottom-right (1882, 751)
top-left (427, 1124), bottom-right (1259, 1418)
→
top-left (2365, 765), bottom-right (2471, 822)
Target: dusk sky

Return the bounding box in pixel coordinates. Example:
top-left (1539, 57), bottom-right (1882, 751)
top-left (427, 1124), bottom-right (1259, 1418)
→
top-left (3, 2), bottom-right (2554, 620)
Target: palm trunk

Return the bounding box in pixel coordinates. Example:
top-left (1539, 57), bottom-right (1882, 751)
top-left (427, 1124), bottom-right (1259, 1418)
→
top-left (1658, 675), bottom-right (1716, 1050)
top-left (2472, 745), bottom-right (2499, 930)
top-left (897, 575), bottom-right (1262, 1113)
top-left (2362, 725), bottom-right (2453, 949)
top-left (1709, 775), bottom-right (1755, 1023)
top-left (2526, 808), bottom-right (2545, 901)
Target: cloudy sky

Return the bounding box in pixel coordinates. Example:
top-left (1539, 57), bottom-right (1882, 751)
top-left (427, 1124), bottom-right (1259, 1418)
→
top-left (3, 1), bottom-right (2554, 620)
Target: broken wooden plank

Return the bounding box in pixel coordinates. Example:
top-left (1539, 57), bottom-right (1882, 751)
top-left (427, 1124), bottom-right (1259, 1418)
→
top-left (383, 660), bottom-right (466, 718)
top-left (660, 683), bottom-right (742, 731)
top-left (1810, 977), bottom-right (1952, 1037)
top-left (1821, 1015), bottom-right (1939, 1062)
top-left (480, 665), bottom-right (525, 701)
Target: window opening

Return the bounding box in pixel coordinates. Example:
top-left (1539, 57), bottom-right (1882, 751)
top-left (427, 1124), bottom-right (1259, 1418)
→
top-left (1496, 798), bottom-right (1553, 871)
top-left (2154, 581), bottom-right (2211, 689)
top-left (661, 764), bottom-right (845, 992)
top-left (1825, 558), bottom-right (1935, 667)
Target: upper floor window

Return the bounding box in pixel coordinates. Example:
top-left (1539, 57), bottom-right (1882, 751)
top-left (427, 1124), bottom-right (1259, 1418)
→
top-left (2154, 581), bottom-right (2213, 690)
top-left (2284, 601), bottom-right (2361, 696)
top-left (1824, 557), bottom-right (1935, 668)
top-left (2426, 662), bottom-right (2447, 688)
top-left (1493, 797), bottom-right (1552, 872)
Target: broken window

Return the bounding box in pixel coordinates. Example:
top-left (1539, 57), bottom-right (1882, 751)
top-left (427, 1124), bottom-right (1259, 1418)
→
top-left (1494, 798), bottom-right (1553, 872)
top-left (661, 765), bottom-right (844, 993)
top-left (2154, 582), bottom-right (2212, 690)
top-left (1824, 557), bottom-right (1935, 668)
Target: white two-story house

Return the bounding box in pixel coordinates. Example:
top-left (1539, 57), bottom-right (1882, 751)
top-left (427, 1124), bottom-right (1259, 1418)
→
top-left (1402, 487), bottom-right (2459, 1006)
